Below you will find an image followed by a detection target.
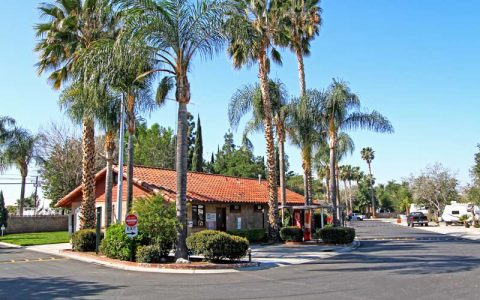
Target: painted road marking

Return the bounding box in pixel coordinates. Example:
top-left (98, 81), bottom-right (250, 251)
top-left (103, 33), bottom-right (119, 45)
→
top-left (0, 257), bottom-right (67, 264)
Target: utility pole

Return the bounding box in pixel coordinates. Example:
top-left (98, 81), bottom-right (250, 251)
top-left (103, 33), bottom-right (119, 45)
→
top-left (116, 96), bottom-right (126, 224)
top-left (33, 176), bottom-right (39, 214)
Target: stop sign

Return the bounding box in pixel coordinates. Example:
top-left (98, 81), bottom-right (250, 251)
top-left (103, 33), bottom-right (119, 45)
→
top-left (125, 214), bottom-right (138, 227)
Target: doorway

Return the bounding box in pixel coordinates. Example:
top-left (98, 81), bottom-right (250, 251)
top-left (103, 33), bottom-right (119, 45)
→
top-left (216, 207), bottom-right (226, 231)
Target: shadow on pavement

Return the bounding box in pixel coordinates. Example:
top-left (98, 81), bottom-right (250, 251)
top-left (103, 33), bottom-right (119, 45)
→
top-left (305, 240), bottom-right (480, 275)
top-left (0, 277), bottom-right (123, 299)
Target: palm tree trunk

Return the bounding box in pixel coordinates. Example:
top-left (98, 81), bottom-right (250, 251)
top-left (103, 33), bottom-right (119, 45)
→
top-left (80, 116), bottom-right (96, 229)
top-left (126, 131), bottom-right (134, 213)
top-left (343, 180), bottom-right (348, 213)
top-left (104, 131), bottom-right (115, 228)
top-left (174, 74), bottom-right (190, 260)
top-left (278, 138), bottom-right (287, 224)
top-left (126, 93), bottom-right (135, 213)
top-left (259, 49), bottom-right (279, 242)
top-left (336, 163), bottom-right (341, 219)
top-left (368, 162), bottom-right (375, 217)
top-left (302, 157), bottom-right (309, 205)
top-left (19, 174), bottom-right (26, 216)
top-left (325, 172), bottom-right (330, 201)
top-left (295, 48), bottom-right (306, 97)
top-left (329, 137), bottom-right (338, 225)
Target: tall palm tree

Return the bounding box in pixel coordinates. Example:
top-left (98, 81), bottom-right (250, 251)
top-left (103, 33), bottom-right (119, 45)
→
top-left (286, 89), bottom-right (323, 205)
top-left (322, 79), bottom-right (393, 224)
top-left (282, 0), bottom-right (321, 97)
top-left (228, 80), bottom-right (289, 218)
top-left (226, 0), bottom-right (287, 241)
top-left (361, 147), bottom-right (376, 217)
top-left (0, 117), bottom-right (15, 143)
top-left (125, 0), bottom-right (227, 258)
top-left (0, 128), bottom-right (39, 216)
top-left (35, 0), bottom-right (119, 229)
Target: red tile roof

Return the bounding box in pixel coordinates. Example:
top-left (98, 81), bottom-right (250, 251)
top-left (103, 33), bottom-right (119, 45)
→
top-left (56, 165), bottom-right (306, 207)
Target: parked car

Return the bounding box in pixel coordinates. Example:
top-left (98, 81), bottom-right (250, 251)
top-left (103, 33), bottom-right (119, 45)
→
top-left (349, 213), bottom-right (366, 221)
top-left (407, 212), bottom-right (429, 227)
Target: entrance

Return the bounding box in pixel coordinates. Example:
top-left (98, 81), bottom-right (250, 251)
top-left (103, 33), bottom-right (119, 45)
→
top-left (216, 207), bottom-right (226, 231)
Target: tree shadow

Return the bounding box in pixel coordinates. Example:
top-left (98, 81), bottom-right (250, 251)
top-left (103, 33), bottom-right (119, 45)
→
top-left (305, 240), bottom-right (480, 275)
top-left (0, 277), bottom-right (122, 299)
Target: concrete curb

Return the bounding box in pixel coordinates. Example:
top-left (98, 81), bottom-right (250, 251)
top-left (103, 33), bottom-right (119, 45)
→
top-left (0, 241), bottom-right (23, 249)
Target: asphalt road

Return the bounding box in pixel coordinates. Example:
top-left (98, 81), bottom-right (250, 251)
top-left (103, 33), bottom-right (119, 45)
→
top-left (1, 221), bottom-right (479, 300)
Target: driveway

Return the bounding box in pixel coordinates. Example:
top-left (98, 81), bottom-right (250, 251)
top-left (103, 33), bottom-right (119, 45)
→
top-left (1, 221), bottom-right (480, 299)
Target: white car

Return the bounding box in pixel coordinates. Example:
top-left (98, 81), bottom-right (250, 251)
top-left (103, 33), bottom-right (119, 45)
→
top-left (349, 213), bottom-right (366, 221)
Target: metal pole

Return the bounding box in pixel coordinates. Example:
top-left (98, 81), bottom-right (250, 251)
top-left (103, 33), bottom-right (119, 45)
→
top-left (33, 176), bottom-right (39, 215)
top-left (320, 208), bottom-right (324, 228)
top-left (95, 207), bottom-right (102, 254)
top-left (116, 96), bottom-right (126, 224)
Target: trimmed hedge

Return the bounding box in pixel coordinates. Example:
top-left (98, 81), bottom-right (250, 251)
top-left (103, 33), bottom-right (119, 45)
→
top-left (186, 230), bottom-right (249, 262)
top-left (280, 226), bottom-right (303, 242)
top-left (319, 227), bottom-right (355, 244)
top-left (100, 224), bottom-right (139, 261)
top-left (71, 229), bottom-right (103, 252)
top-left (136, 244), bottom-right (165, 263)
top-left (227, 229), bottom-right (266, 243)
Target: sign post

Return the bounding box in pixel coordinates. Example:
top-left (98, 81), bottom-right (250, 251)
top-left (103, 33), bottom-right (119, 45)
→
top-left (95, 207), bottom-right (102, 254)
top-left (125, 214), bottom-right (138, 238)
top-left (1, 225), bottom-right (5, 236)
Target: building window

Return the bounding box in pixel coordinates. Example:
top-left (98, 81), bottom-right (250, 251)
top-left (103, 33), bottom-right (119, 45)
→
top-left (452, 210), bottom-right (460, 215)
top-left (254, 204), bottom-right (263, 212)
top-left (192, 204), bottom-right (205, 227)
top-left (230, 204), bottom-right (241, 213)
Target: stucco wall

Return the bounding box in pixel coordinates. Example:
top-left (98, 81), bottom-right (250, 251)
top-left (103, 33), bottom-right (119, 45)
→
top-left (5, 216), bottom-right (68, 234)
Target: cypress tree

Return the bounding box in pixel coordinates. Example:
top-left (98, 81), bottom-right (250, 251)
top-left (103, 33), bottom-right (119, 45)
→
top-left (191, 115), bottom-right (204, 171)
top-left (0, 191), bottom-right (8, 228)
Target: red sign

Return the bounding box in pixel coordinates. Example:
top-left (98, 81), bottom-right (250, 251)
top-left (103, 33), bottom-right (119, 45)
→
top-left (125, 214), bottom-right (138, 227)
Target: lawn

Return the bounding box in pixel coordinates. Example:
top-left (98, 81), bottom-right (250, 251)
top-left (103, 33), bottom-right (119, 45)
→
top-left (0, 231), bottom-right (70, 246)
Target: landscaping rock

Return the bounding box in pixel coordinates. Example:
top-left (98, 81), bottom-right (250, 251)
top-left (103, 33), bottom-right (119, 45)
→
top-left (176, 258), bottom-right (190, 264)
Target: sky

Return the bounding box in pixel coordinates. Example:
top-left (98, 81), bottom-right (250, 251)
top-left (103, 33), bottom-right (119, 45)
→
top-left (1, 0), bottom-right (479, 205)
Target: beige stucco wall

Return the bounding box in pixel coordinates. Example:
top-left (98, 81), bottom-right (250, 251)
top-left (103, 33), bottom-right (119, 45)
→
top-left (72, 200), bottom-right (128, 230)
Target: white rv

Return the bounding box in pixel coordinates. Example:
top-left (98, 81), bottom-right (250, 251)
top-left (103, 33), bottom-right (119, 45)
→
top-left (441, 202), bottom-right (480, 225)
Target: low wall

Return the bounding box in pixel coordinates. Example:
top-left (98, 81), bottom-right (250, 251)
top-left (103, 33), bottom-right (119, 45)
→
top-left (375, 213), bottom-right (399, 219)
top-left (5, 216), bottom-right (68, 234)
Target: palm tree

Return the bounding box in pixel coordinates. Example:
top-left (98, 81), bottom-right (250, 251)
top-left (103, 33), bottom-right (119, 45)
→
top-left (226, 0), bottom-right (287, 241)
top-left (322, 79), bottom-right (393, 224)
top-left (286, 89), bottom-right (323, 205)
top-left (361, 147), bottom-right (376, 217)
top-left (283, 0), bottom-right (322, 97)
top-left (0, 128), bottom-right (39, 216)
top-left (0, 116), bottom-right (15, 143)
top-left (35, 0), bottom-right (119, 229)
top-left (228, 80), bottom-right (289, 219)
top-left (125, 0), bottom-right (227, 258)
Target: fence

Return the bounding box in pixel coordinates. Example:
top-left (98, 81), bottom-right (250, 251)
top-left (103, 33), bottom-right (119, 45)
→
top-left (4, 215), bottom-right (68, 234)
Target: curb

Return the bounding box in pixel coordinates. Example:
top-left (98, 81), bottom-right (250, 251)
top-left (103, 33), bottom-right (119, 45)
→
top-left (0, 241), bottom-right (23, 249)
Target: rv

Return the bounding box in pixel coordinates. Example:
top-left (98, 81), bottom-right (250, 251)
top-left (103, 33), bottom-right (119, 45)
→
top-left (441, 202), bottom-right (480, 225)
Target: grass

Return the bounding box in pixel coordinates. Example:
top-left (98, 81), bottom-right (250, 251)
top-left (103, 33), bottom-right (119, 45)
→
top-left (0, 231), bottom-right (70, 246)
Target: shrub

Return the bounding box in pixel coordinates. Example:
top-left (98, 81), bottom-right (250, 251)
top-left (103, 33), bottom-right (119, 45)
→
top-left (227, 229), bottom-right (266, 243)
top-left (132, 195), bottom-right (177, 253)
top-left (280, 226), bottom-right (303, 242)
top-left (313, 212), bottom-right (330, 229)
top-left (136, 244), bottom-right (165, 263)
top-left (319, 227), bottom-right (355, 244)
top-left (71, 229), bottom-right (103, 252)
top-left (186, 230), bottom-right (249, 262)
top-left (100, 224), bottom-right (138, 261)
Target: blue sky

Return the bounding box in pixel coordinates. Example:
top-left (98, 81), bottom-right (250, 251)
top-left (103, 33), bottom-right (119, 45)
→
top-left (1, 0), bottom-right (479, 204)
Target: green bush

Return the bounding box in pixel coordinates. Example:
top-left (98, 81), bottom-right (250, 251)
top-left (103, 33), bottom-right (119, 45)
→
top-left (132, 195), bottom-right (177, 254)
top-left (136, 244), bottom-right (165, 263)
top-left (71, 229), bottom-right (103, 252)
top-left (319, 227), bottom-right (355, 244)
top-left (280, 226), bottom-right (303, 242)
top-left (227, 229), bottom-right (266, 243)
top-left (186, 230), bottom-right (249, 262)
top-left (100, 224), bottom-right (138, 261)
top-left (313, 212), bottom-right (330, 229)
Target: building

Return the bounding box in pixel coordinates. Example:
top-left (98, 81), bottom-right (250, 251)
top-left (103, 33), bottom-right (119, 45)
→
top-left (56, 165), bottom-right (306, 234)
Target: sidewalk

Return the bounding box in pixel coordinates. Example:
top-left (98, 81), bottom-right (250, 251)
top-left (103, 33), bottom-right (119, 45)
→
top-left (382, 218), bottom-right (480, 241)
top-left (1, 240), bottom-right (360, 273)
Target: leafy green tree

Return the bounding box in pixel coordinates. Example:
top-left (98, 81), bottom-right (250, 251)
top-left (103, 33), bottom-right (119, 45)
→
top-left (409, 163), bottom-right (459, 220)
top-left (0, 128), bottom-right (39, 216)
top-left (126, 0), bottom-right (228, 258)
top-left (134, 123), bottom-right (176, 169)
top-left (465, 144), bottom-right (480, 205)
top-left (192, 115), bottom-right (204, 172)
top-left (322, 79), bottom-right (393, 223)
top-left (214, 132), bottom-right (266, 178)
top-left (0, 191), bottom-right (8, 228)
